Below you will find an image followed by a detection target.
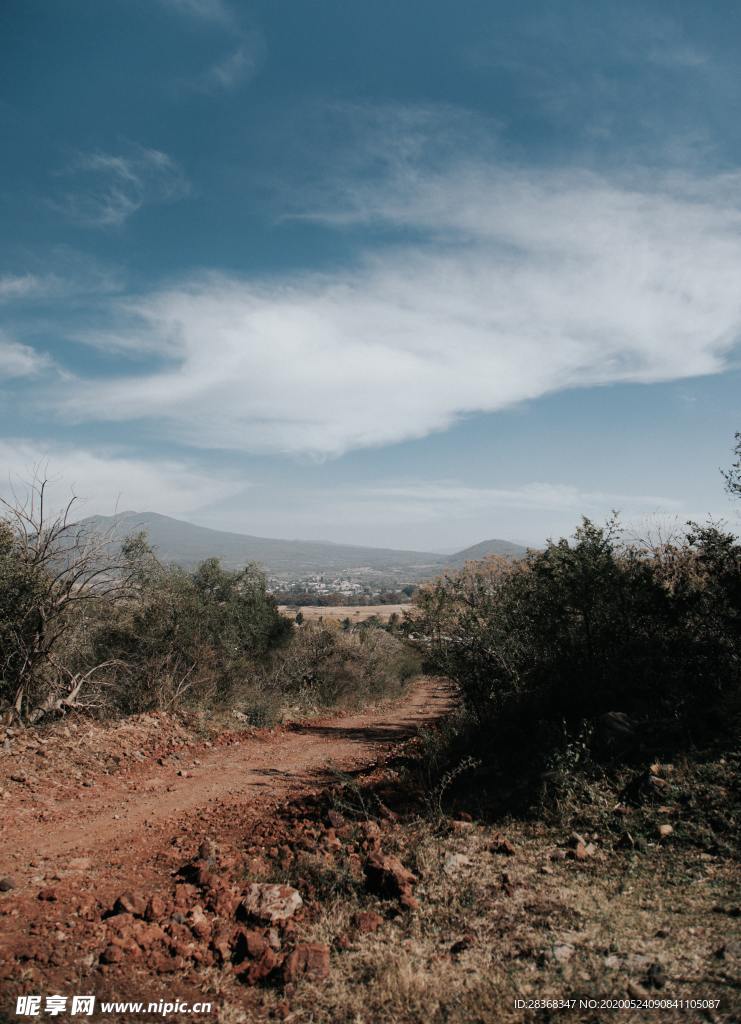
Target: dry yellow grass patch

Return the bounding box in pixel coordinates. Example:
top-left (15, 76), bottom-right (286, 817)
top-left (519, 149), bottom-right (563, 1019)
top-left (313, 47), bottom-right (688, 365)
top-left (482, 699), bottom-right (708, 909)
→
top-left (279, 604), bottom-right (412, 623)
top-left (258, 817), bottom-right (739, 1024)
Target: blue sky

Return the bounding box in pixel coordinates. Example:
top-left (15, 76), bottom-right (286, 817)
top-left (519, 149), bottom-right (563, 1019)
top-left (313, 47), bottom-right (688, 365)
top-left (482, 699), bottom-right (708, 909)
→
top-left (1, 0), bottom-right (739, 549)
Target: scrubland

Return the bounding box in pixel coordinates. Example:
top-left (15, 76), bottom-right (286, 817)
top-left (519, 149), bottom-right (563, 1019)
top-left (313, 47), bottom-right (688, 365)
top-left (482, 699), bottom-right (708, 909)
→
top-left (1, 443), bottom-right (740, 1022)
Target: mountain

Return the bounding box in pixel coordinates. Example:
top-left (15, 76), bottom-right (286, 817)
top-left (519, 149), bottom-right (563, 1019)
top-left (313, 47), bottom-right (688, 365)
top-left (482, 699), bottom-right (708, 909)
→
top-left (446, 538), bottom-right (529, 565)
top-left (78, 511), bottom-right (446, 577)
top-left (77, 511), bottom-right (528, 581)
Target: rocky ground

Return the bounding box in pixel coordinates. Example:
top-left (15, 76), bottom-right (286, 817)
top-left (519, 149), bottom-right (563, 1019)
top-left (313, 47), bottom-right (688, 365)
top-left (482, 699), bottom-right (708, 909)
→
top-left (0, 684), bottom-right (738, 1023)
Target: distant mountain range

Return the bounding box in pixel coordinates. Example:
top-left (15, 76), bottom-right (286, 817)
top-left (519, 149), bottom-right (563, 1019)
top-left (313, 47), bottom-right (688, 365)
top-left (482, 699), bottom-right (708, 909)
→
top-left (79, 511), bottom-right (527, 580)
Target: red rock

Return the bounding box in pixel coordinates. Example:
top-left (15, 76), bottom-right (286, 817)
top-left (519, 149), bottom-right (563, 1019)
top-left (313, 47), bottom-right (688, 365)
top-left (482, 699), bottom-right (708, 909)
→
top-left (490, 834), bottom-right (516, 856)
top-left (105, 911), bottom-right (135, 929)
top-left (131, 920), bottom-right (167, 947)
top-left (232, 927), bottom-right (269, 963)
top-left (100, 944), bottom-right (125, 964)
top-left (239, 883), bottom-right (303, 925)
top-left (195, 864), bottom-right (217, 889)
top-left (324, 828), bottom-right (342, 852)
top-left (211, 926), bottom-right (232, 965)
top-left (105, 934), bottom-right (142, 960)
top-left (113, 892), bottom-right (147, 917)
top-left (399, 892), bottom-right (420, 911)
top-left (198, 838), bottom-right (218, 862)
top-left (247, 947), bottom-right (283, 984)
top-left (174, 883), bottom-right (198, 909)
top-left (283, 942), bottom-right (330, 983)
top-left (353, 910), bottom-right (383, 934)
top-left (207, 887), bottom-right (239, 918)
top-left (364, 851), bottom-right (416, 901)
top-left (149, 952), bottom-right (181, 973)
top-left (145, 894), bottom-right (167, 922)
top-left (170, 937), bottom-right (197, 959)
top-left (360, 821), bottom-right (381, 844)
top-left (37, 887), bottom-right (59, 901)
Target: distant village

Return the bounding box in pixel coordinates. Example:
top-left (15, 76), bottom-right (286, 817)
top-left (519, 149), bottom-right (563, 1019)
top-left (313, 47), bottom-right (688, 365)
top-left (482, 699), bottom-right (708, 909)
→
top-left (267, 571), bottom-right (416, 606)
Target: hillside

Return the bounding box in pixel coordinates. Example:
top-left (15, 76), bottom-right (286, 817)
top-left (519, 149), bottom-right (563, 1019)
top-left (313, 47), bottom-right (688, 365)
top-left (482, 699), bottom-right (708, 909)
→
top-left (78, 511), bottom-right (527, 579)
top-left (446, 537), bottom-right (529, 565)
top-left (79, 511), bottom-right (444, 576)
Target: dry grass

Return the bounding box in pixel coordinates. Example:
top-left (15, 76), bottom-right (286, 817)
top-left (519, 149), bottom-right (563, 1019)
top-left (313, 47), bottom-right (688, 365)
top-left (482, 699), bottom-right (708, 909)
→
top-left (279, 604), bottom-right (412, 623)
top-left (269, 821), bottom-right (739, 1024)
top-left (250, 750), bottom-right (741, 1024)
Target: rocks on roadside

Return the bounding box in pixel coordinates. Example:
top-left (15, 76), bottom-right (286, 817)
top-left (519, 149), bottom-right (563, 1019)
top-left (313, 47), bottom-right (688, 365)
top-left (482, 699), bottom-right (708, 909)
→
top-left (364, 850), bottom-right (417, 908)
top-left (238, 883), bottom-right (303, 925)
top-left (112, 892), bottom-right (147, 917)
top-left (490, 834), bottom-right (516, 856)
top-left (283, 942), bottom-right (330, 983)
top-left (566, 833), bottom-right (598, 861)
top-left (352, 910), bottom-right (384, 934)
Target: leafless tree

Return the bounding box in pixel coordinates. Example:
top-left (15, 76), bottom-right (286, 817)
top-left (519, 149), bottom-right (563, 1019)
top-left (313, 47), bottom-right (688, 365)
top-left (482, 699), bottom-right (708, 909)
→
top-left (0, 470), bottom-right (135, 723)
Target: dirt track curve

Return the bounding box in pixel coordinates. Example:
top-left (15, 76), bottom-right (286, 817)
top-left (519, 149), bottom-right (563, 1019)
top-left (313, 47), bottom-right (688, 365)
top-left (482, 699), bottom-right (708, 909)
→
top-left (3, 678), bottom-right (449, 874)
top-left (0, 679), bottom-right (450, 933)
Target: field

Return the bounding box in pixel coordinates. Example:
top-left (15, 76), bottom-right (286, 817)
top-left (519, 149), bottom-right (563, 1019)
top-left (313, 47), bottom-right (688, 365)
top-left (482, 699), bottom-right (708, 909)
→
top-left (279, 603), bottom-right (411, 623)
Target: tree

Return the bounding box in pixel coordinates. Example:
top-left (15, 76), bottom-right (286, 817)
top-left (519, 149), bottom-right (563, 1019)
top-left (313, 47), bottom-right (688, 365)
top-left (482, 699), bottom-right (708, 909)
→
top-left (722, 431), bottom-right (741, 500)
top-left (0, 473), bottom-right (131, 722)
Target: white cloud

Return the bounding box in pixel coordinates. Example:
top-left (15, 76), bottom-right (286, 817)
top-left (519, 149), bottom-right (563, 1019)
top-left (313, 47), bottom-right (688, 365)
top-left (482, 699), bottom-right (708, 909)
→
top-left (0, 252), bottom-right (123, 302)
top-left (0, 334), bottom-right (52, 379)
top-left (0, 440), bottom-right (242, 519)
top-left (197, 42), bottom-right (260, 92)
top-left (57, 165), bottom-right (741, 454)
top-left (158, 0), bottom-right (232, 24)
top-left (0, 274), bottom-right (47, 301)
top-left (346, 481), bottom-right (684, 521)
top-left (53, 146), bottom-right (190, 228)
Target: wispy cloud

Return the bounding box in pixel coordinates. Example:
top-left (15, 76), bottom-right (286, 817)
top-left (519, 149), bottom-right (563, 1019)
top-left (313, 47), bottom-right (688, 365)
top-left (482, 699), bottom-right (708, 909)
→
top-left (350, 482), bottom-right (684, 520)
top-left (195, 40), bottom-right (262, 93)
top-left (0, 250), bottom-right (123, 302)
top-left (52, 145), bottom-right (190, 228)
top-left (158, 0), bottom-right (232, 25)
top-left (53, 155), bottom-right (741, 456)
top-left (0, 274), bottom-right (47, 301)
top-left (0, 333), bottom-right (52, 379)
top-left (0, 440), bottom-right (242, 518)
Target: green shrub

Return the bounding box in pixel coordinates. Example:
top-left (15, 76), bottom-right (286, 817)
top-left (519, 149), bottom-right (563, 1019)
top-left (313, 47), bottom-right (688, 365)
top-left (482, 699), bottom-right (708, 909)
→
top-left (414, 518), bottom-right (741, 806)
top-left (92, 542), bottom-right (291, 713)
top-left (263, 620), bottom-right (421, 711)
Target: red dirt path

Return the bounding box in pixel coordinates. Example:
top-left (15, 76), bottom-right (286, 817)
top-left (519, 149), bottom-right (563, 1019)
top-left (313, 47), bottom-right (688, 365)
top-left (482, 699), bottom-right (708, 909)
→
top-left (0, 679), bottom-right (451, 1014)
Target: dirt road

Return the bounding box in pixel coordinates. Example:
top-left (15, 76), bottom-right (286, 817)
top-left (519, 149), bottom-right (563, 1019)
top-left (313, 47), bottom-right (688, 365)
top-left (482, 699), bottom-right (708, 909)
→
top-left (0, 678), bottom-right (451, 1005)
top-left (2, 678), bottom-right (449, 875)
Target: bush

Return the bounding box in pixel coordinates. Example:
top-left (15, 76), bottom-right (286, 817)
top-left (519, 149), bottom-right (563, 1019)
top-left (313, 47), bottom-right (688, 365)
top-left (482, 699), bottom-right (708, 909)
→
top-left (413, 517), bottom-right (741, 807)
top-left (92, 541), bottom-right (292, 714)
top-left (261, 619), bottom-right (421, 712)
top-left (0, 482), bottom-right (419, 724)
